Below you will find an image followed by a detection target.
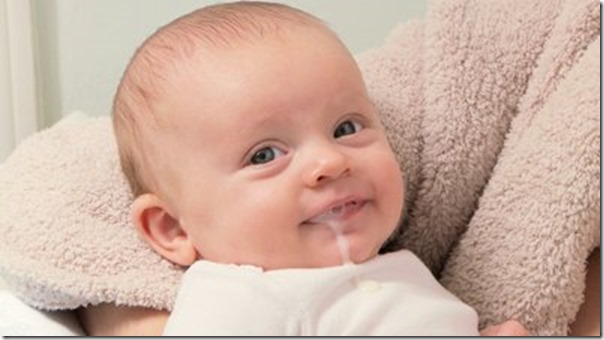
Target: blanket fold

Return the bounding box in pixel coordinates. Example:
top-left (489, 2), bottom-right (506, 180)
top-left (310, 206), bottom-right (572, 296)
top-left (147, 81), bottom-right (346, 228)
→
top-left (361, 0), bottom-right (599, 335)
top-left (441, 33), bottom-right (600, 335)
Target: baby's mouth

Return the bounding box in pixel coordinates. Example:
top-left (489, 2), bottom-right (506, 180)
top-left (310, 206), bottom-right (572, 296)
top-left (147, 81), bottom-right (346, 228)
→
top-left (306, 200), bottom-right (366, 224)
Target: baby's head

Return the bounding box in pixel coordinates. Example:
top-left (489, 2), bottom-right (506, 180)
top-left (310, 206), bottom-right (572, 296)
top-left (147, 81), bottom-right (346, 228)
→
top-left (113, 1), bottom-right (404, 270)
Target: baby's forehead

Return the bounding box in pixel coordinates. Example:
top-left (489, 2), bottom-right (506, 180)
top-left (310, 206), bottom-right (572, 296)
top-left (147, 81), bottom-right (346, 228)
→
top-left (129, 11), bottom-right (335, 97)
top-left (137, 24), bottom-right (343, 104)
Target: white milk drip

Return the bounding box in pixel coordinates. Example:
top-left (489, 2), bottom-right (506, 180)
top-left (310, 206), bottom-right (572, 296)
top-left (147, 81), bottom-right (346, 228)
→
top-left (307, 201), bottom-right (366, 286)
top-left (324, 220), bottom-right (363, 287)
top-left (327, 221), bottom-right (352, 265)
top-left (307, 201), bottom-right (362, 268)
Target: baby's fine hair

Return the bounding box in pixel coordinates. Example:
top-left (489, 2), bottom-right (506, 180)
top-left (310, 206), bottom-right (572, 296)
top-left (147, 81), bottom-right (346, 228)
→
top-left (113, 1), bottom-right (330, 197)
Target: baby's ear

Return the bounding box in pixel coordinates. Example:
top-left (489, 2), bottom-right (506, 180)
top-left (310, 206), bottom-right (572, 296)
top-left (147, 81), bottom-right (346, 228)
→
top-left (131, 194), bottom-right (197, 266)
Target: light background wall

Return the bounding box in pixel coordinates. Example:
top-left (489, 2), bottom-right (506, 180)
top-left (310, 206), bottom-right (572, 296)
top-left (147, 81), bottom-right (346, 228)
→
top-left (32, 0), bottom-right (427, 126)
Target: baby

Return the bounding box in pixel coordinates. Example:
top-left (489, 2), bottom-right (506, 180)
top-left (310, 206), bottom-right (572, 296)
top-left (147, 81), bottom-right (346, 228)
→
top-left (112, 1), bottom-right (479, 336)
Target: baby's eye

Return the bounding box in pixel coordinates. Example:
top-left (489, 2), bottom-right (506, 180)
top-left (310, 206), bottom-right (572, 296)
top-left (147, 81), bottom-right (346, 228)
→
top-left (334, 119), bottom-right (363, 138)
top-left (250, 146), bottom-right (285, 165)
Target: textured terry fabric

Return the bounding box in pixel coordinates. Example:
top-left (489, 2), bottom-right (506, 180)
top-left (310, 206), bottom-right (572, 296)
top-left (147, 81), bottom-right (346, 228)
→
top-left (164, 251), bottom-right (479, 336)
top-left (0, 115), bottom-right (182, 310)
top-left (0, 0), bottom-right (599, 336)
top-left (439, 35), bottom-right (601, 336)
top-left (357, 0), bottom-right (599, 335)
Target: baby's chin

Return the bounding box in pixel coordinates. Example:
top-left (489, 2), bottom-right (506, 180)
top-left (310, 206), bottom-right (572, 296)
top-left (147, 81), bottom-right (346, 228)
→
top-left (347, 241), bottom-right (381, 265)
top-left (258, 251), bottom-right (359, 271)
top-left (312, 233), bottom-right (383, 267)
top-left (235, 235), bottom-right (384, 271)
top-left (315, 236), bottom-right (381, 268)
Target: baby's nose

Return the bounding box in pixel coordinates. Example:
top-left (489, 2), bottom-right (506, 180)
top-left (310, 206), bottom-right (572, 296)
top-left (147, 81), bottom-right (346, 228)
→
top-left (302, 146), bottom-right (350, 187)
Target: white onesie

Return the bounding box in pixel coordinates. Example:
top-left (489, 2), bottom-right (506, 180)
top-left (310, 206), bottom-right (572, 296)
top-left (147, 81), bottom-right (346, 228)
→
top-left (163, 250), bottom-right (479, 336)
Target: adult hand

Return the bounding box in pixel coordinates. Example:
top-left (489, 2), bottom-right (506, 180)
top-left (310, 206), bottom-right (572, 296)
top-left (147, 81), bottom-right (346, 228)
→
top-left (480, 320), bottom-right (530, 336)
top-left (77, 304), bottom-right (169, 336)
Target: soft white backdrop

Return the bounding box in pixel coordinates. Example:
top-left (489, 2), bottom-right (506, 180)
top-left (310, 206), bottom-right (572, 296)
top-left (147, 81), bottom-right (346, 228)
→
top-left (0, 0), bottom-right (427, 162)
top-left (0, 0), bottom-right (39, 162)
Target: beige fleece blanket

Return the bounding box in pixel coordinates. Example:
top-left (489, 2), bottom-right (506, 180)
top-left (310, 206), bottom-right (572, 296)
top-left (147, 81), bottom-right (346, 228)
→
top-left (0, 0), bottom-right (599, 336)
top-left (359, 0), bottom-right (600, 335)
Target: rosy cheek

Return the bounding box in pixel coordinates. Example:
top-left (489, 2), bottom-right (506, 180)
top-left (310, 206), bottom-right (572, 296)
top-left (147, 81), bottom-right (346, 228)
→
top-left (382, 157), bottom-right (405, 215)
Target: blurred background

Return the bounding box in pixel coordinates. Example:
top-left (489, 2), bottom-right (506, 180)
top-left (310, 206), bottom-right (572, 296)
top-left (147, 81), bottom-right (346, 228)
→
top-left (0, 0), bottom-right (427, 162)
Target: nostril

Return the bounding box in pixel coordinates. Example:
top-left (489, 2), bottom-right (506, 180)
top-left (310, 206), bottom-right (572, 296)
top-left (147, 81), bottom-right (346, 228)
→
top-left (304, 153), bottom-right (351, 187)
top-left (313, 166), bottom-right (350, 184)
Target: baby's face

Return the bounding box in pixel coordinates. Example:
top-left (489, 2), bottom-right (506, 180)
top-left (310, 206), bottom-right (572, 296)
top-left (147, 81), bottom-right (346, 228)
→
top-left (154, 28), bottom-right (404, 270)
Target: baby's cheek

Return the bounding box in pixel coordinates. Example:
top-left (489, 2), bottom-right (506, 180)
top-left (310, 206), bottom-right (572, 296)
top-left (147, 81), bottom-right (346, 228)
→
top-left (380, 153), bottom-right (405, 222)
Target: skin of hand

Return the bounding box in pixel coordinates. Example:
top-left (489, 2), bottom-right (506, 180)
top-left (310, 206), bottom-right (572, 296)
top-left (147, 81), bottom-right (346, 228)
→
top-left (569, 248), bottom-right (600, 336)
top-left (76, 304), bottom-right (169, 336)
top-left (480, 320), bottom-right (529, 336)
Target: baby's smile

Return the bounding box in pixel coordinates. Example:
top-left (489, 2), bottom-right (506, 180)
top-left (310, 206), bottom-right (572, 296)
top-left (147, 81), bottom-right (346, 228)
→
top-left (303, 197), bottom-right (369, 265)
top-left (305, 198), bottom-right (367, 226)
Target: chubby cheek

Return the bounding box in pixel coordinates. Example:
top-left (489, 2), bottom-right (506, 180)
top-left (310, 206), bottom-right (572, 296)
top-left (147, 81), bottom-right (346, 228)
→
top-left (373, 149), bottom-right (405, 231)
top-left (216, 182), bottom-right (295, 243)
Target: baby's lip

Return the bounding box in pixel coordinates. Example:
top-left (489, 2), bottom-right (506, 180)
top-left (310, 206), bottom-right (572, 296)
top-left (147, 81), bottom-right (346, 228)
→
top-left (305, 198), bottom-right (367, 225)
